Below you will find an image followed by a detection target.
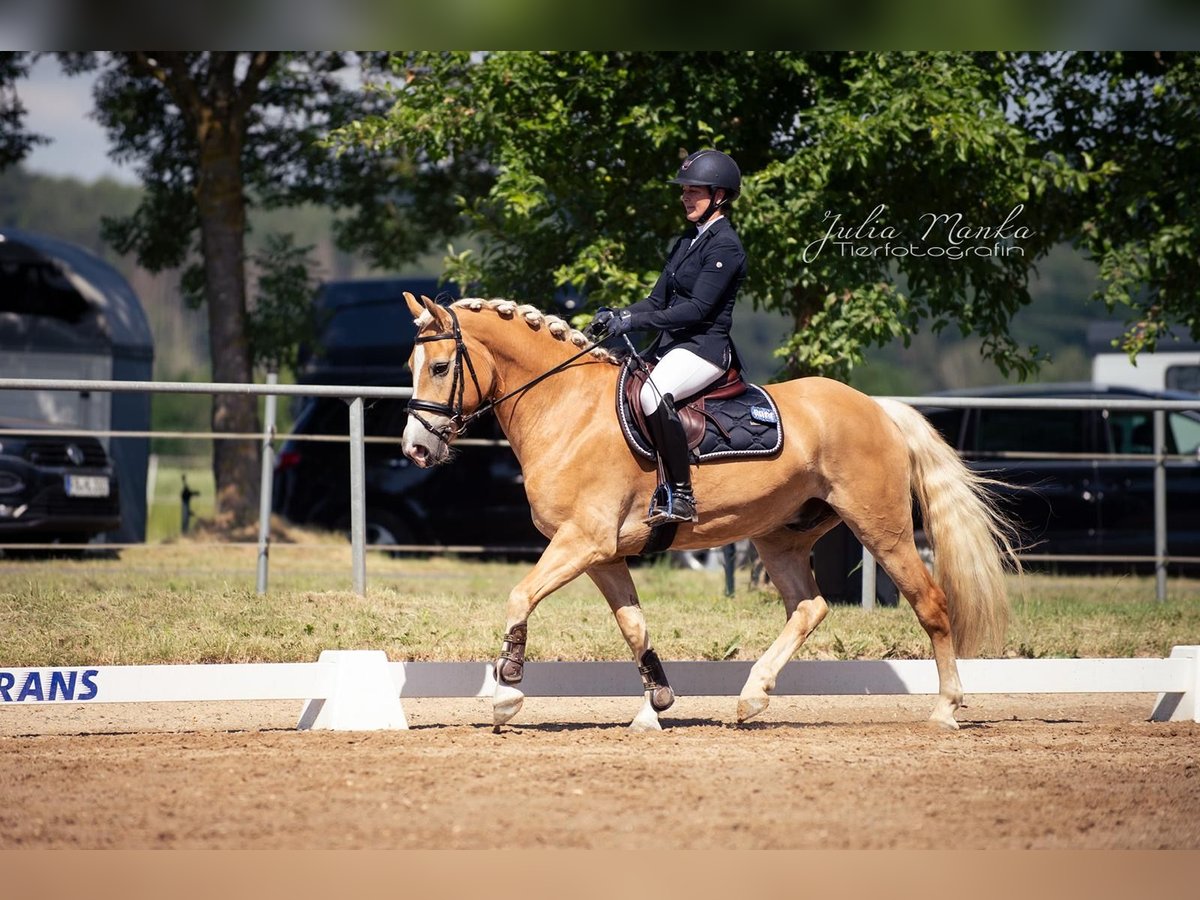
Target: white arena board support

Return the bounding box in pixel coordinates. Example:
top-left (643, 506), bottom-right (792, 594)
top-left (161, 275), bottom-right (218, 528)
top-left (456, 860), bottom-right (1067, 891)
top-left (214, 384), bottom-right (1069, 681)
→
top-left (297, 650), bottom-right (407, 731)
top-left (1, 647), bottom-right (1196, 728)
top-left (1150, 645), bottom-right (1199, 723)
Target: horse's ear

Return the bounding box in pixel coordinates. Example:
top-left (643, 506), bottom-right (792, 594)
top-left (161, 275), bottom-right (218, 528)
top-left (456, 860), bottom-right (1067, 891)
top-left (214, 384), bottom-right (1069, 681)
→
top-left (403, 291), bottom-right (426, 319)
top-left (405, 291), bottom-right (452, 328)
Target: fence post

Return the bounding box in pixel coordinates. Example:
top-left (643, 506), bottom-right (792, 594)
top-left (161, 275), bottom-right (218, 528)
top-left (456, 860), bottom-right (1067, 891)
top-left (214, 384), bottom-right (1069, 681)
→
top-left (348, 396), bottom-right (367, 596)
top-left (723, 543), bottom-right (736, 597)
top-left (256, 372), bottom-right (278, 596)
top-left (860, 545), bottom-right (876, 610)
top-left (1154, 408), bottom-right (1167, 602)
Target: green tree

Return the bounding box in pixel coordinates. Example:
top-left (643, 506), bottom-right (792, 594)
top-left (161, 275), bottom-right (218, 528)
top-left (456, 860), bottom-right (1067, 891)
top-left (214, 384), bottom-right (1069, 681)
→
top-left (245, 233), bottom-right (319, 373)
top-left (341, 51), bottom-right (1198, 381)
top-left (0, 168), bottom-right (141, 259)
top-left (0, 52), bottom-right (46, 170)
top-left (1012, 51), bottom-right (1200, 357)
top-left (56, 51), bottom-right (472, 527)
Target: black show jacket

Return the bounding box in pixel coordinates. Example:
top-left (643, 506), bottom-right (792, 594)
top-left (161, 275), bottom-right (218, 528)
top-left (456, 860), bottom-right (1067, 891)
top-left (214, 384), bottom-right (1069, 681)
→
top-left (623, 216), bottom-right (747, 370)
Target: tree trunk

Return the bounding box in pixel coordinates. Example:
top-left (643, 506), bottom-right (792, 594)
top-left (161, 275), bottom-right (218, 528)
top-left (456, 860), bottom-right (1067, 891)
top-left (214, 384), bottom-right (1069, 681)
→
top-left (194, 98), bottom-right (260, 529)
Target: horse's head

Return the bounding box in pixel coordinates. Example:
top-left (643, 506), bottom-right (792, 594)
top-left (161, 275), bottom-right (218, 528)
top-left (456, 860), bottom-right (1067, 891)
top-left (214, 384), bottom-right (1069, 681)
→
top-left (401, 292), bottom-right (491, 468)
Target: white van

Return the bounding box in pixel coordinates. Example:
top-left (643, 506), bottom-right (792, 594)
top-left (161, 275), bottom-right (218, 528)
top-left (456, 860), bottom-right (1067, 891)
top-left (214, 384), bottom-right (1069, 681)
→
top-left (1088, 323), bottom-right (1200, 393)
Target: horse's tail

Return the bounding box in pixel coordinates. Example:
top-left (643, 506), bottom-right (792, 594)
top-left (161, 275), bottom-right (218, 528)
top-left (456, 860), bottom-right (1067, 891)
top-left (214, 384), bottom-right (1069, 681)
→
top-left (875, 398), bottom-right (1020, 657)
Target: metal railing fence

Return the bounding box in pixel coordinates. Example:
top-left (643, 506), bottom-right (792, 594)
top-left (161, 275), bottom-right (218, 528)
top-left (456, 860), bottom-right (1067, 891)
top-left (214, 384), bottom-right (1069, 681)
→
top-left (0, 375), bottom-right (411, 596)
top-left (875, 394), bottom-right (1200, 605)
top-left (2, 376), bottom-right (1198, 603)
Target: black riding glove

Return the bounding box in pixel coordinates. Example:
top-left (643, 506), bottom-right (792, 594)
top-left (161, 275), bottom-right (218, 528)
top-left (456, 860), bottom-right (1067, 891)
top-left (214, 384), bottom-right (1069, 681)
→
top-left (605, 310), bottom-right (633, 337)
top-left (590, 307), bottom-right (615, 333)
top-left (586, 307), bottom-right (633, 340)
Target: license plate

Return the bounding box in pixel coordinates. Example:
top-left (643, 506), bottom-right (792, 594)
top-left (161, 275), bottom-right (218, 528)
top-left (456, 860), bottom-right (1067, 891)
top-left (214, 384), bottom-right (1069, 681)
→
top-left (65, 475), bottom-right (110, 498)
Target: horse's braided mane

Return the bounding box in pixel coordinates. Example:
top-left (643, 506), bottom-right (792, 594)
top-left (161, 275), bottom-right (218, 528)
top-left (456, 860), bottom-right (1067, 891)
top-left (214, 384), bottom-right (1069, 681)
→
top-left (416, 297), bottom-right (618, 362)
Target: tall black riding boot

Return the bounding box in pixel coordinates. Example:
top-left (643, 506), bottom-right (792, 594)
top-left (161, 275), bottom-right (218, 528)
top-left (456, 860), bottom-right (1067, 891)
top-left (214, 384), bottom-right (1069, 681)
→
top-left (644, 395), bottom-right (698, 525)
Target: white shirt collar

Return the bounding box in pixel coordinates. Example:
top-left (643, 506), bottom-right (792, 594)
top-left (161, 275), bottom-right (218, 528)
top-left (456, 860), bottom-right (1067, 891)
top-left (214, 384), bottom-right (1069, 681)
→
top-left (691, 214), bottom-right (722, 243)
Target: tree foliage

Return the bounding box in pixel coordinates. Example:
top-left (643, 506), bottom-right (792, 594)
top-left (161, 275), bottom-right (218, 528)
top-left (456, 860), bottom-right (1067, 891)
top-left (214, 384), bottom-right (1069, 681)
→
top-left (1011, 51), bottom-right (1200, 357)
top-left (55, 51), bottom-right (470, 526)
top-left (338, 50), bottom-right (1195, 380)
top-left (245, 233), bottom-right (319, 373)
top-left (0, 52), bottom-right (47, 171)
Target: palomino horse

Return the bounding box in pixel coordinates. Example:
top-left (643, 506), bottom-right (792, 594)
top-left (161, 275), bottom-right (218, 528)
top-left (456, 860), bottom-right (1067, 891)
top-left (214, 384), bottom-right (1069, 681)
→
top-left (400, 293), bottom-right (1019, 731)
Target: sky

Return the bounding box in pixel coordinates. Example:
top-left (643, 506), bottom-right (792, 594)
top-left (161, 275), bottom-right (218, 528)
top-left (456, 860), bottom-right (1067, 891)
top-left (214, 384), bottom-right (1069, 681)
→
top-left (17, 55), bottom-right (138, 186)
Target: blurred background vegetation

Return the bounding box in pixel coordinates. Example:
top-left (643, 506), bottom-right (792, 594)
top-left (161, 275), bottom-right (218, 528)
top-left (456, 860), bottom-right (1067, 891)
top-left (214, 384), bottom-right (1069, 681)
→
top-left (0, 163), bottom-right (1111, 449)
top-left (0, 166), bottom-right (438, 452)
top-left (7, 50), bottom-right (1196, 529)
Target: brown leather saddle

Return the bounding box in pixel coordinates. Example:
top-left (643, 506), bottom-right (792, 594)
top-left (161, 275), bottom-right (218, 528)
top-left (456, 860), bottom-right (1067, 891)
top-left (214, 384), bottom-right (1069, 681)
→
top-left (622, 362), bottom-right (748, 452)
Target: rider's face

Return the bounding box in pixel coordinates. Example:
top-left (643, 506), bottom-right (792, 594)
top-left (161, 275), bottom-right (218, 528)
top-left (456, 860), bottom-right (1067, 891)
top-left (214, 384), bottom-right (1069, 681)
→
top-left (681, 184), bottom-right (723, 223)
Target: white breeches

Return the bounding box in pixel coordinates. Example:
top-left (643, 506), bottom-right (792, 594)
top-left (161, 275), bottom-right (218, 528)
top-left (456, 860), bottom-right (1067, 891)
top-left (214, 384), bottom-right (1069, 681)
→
top-left (640, 347), bottom-right (725, 415)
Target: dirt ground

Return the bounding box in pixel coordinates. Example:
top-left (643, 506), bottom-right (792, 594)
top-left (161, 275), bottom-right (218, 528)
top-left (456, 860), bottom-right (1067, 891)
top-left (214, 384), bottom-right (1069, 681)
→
top-left (0, 693), bottom-right (1196, 849)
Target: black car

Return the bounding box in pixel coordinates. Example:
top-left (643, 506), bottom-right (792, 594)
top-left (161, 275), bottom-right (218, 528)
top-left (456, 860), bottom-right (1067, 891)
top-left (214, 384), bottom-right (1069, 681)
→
top-left (272, 397), bottom-right (545, 552)
top-left (295, 276), bottom-right (455, 388)
top-left (918, 383), bottom-right (1200, 566)
top-left (0, 419), bottom-right (122, 550)
top-left (813, 383), bottom-right (1200, 599)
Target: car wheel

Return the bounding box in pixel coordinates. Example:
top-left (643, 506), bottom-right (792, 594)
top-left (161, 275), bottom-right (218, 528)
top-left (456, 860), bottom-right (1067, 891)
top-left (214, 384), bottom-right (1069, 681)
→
top-left (335, 510), bottom-right (418, 558)
top-left (3, 534), bottom-right (93, 560)
top-left (365, 514), bottom-right (413, 547)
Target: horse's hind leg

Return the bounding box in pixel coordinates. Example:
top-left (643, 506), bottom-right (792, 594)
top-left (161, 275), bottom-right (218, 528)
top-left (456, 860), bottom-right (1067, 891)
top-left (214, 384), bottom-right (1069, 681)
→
top-left (737, 529), bottom-right (830, 723)
top-left (588, 560), bottom-right (674, 732)
top-left (870, 539), bottom-right (964, 730)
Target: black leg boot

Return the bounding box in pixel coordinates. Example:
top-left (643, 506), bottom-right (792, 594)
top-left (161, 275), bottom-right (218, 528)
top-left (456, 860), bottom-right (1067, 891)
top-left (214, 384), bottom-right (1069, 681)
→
top-left (644, 395), bottom-right (698, 524)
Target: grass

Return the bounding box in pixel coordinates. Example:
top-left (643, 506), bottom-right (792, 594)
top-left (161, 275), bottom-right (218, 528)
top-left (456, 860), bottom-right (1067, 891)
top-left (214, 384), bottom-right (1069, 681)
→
top-left (1, 543), bottom-right (1198, 667)
top-left (146, 456), bottom-right (217, 542)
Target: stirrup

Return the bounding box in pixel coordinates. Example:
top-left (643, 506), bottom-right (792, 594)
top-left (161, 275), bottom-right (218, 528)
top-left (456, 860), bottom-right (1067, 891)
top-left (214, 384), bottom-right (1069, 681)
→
top-left (645, 484), bottom-right (697, 525)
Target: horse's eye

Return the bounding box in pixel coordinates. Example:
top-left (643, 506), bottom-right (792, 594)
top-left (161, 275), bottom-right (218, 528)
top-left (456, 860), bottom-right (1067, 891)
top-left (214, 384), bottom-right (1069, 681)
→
top-left (431, 361), bottom-right (450, 377)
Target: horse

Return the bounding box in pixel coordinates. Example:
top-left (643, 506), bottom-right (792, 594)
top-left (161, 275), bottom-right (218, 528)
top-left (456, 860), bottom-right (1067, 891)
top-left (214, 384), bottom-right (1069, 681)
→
top-left (399, 293), bottom-right (1019, 732)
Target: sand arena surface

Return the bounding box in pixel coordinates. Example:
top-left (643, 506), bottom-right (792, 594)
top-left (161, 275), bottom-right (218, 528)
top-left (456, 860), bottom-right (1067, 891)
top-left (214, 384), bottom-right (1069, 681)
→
top-left (1, 694), bottom-right (1197, 849)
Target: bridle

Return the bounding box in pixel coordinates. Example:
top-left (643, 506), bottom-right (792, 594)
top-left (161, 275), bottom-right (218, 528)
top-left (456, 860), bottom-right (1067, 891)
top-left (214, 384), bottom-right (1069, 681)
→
top-left (406, 303), bottom-right (601, 443)
top-left (406, 304), bottom-right (483, 442)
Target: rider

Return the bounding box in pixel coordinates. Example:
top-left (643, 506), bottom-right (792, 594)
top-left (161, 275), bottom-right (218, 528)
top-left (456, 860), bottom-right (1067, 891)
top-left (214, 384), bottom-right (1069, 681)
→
top-left (592, 149), bottom-right (747, 525)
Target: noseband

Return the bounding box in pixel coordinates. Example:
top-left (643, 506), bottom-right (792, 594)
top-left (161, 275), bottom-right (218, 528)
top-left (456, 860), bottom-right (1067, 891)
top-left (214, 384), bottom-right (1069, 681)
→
top-left (406, 302), bottom-right (601, 443)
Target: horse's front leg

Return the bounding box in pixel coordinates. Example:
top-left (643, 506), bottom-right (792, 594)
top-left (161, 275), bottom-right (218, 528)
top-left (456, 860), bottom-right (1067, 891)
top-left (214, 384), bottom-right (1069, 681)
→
top-left (587, 560), bottom-right (674, 732)
top-left (493, 526), bottom-right (601, 728)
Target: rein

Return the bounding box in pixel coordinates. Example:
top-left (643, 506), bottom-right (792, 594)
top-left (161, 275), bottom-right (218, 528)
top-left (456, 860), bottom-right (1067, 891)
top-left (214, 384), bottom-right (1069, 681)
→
top-left (407, 303), bottom-right (600, 441)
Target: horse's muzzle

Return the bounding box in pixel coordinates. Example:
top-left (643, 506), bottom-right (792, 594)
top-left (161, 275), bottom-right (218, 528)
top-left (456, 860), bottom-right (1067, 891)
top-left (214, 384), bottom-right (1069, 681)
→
top-left (402, 430), bottom-right (450, 468)
top-left (404, 436), bottom-right (453, 468)
top-left (403, 442), bottom-right (433, 468)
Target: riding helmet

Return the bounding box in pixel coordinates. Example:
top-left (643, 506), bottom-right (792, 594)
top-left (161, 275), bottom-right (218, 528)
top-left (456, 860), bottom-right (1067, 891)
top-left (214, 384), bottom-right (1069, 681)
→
top-left (670, 149), bottom-right (741, 199)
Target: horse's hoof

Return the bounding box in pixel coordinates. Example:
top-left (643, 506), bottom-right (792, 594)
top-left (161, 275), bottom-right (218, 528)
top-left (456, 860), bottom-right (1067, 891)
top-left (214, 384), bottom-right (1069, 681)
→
top-left (927, 712), bottom-right (960, 731)
top-left (737, 694), bottom-right (769, 723)
top-left (628, 715), bottom-right (663, 733)
top-left (928, 697), bottom-right (961, 731)
top-left (629, 697), bottom-right (663, 732)
top-left (651, 685), bottom-right (675, 712)
top-left (493, 683), bottom-right (525, 726)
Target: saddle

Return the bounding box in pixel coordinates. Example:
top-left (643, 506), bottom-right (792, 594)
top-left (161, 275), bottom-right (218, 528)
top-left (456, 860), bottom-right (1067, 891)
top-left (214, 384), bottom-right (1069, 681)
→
top-left (622, 364), bottom-right (747, 451)
top-left (617, 357), bottom-right (784, 463)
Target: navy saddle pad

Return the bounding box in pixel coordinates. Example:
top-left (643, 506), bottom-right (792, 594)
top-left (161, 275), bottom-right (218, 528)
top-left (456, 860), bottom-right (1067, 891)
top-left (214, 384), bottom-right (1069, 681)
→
top-left (616, 359), bottom-right (784, 463)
